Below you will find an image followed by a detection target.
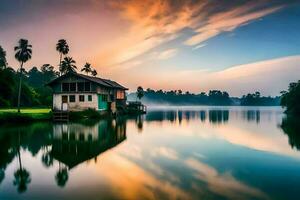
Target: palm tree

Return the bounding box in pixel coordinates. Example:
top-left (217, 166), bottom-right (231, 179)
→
top-left (56, 39), bottom-right (69, 75)
top-left (55, 163), bottom-right (69, 187)
top-left (81, 62), bottom-right (92, 75)
top-left (136, 86), bottom-right (144, 102)
top-left (60, 57), bottom-right (77, 74)
top-left (14, 39), bottom-right (32, 113)
top-left (91, 69), bottom-right (97, 77)
top-left (13, 131), bottom-right (31, 193)
top-left (0, 45), bottom-right (7, 69)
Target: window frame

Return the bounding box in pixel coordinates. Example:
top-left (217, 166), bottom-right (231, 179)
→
top-left (79, 95), bottom-right (85, 102)
top-left (69, 95), bottom-right (76, 103)
top-left (62, 83), bottom-right (70, 92)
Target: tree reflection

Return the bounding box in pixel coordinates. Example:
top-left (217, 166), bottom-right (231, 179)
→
top-left (0, 169), bottom-right (4, 185)
top-left (13, 147), bottom-right (31, 193)
top-left (281, 115), bottom-right (300, 150)
top-left (209, 110), bottom-right (229, 124)
top-left (136, 115), bottom-right (144, 132)
top-left (41, 150), bottom-right (53, 168)
top-left (55, 163), bottom-right (69, 188)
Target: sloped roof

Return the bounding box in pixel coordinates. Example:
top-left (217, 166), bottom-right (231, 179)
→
top-left (47, 72), bottom-right (128, 90)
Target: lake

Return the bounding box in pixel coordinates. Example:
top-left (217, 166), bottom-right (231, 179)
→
top-left (0, 106), bottom-right (299, 200)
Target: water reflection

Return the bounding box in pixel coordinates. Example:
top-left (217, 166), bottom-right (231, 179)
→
top-left (144, 109), bottom-right (229, 124)
top-left (281, 115), bottom-right (300, 150)
top-left (1, 107), bottom-right (300, 200)
top-left (0, 119), bottom-right (126, 191)
top-left (242, 110), bottom-right (261, 123)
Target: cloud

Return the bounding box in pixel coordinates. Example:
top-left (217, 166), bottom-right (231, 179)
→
top-left (100, 0), bottom-right (286, 66)
top-left (185, 158), bottom-right (268, 200)
top-left (192, 43), bottom-right (207, 50)
top-left (115, 55), bottom-right (300, 96)
top-left (185, 4), bottom-right (283, 45)
top-left (206, 55), bottom-right (300, 95)
top-left (155, 49), bottom-right (179, 60)
top-left (151, 147), bottom-right (179, 160)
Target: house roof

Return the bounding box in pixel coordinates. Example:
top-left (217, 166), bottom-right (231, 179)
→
top-left (47, 72), bottom-right (128, 90)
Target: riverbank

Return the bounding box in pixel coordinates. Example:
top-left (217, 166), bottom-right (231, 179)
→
top-left (0, 108), bottom-right (115, 124)
top-left (0, 108), bottom-right (52, 123)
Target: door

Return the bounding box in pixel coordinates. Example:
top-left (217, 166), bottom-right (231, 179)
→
top-left (62, 95), bottom-right (68, 111)
top-left (98, 94), bottom-right (108, 110)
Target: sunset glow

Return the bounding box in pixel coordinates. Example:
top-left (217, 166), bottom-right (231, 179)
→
top-left (1, 0), bottom-right (299, 95)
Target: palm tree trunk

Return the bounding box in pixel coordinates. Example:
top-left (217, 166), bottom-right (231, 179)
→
top-left (17, 130), bottom-right (23, 171)
top-left (59, 53), bottom-right (62, 76)
top-left (17, 61), bottom-right (24, 113)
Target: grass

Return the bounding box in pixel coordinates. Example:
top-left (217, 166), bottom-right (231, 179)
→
top-left (0, 108), bottom-right (52, 123)
top-left (0, 108), bottom-right (51, 114)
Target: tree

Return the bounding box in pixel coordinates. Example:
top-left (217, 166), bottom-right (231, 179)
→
top-left (91, 69), bottom-right (97, 77)
top-left (281, 80), bottom-right (300, 115)
top-left (14, 39), bottom-right (32, 113)
top-left (0, 45), bottom-right (7, 69)
top-left (136, 86), bottom-right (144, 101)
top-left (56, 39), bottom-right (69, 75)
top-left (81, 62), bottom-right (92, 75)
top-left (60, 57), bottom-right (77, 74)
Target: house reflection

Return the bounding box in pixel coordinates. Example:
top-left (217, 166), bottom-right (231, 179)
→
top-left (51, 119), bottom-right (127, 170)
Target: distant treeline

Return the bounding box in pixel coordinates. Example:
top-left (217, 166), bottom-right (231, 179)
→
top-left (127, 89), bottom-right (281, 106)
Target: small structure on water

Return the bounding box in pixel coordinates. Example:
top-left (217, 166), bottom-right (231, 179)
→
top-left (47, 72), bottom-right (128, 114)
top-left (127, 101), bottom-right (147, 114)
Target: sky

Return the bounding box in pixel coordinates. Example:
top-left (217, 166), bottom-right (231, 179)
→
top-left (0, 0), bottom-right (300, 96)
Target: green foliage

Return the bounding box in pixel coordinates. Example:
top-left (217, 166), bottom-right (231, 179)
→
top-left (14, 39), bottom-right (32, 63)
top-left (281, 80), bottom-right (300, 115)
top-left (137, 86), bottom-right (144, 101)
top-left (0, 46), bottom-right (7, 69)
top-left (0, 111), bottom-right (51, 124)
top-left (0, 68), bottom-right (16, 107)
top-left (60, 57), bottom-right (77, 74)
top-left (241, 91), bottom-right (280, 106)
top-left (56, 39), bottom-right (69, 56)
top-left (81, 62), bottom-right (92, 75)
top-left (0, 61), bottom-right (58, 108)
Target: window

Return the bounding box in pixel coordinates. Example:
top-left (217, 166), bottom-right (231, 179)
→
top-left (62, 83), bottom-right (69, 92)
top-left (77, 82), bottom-right (84, 92)
top-left (84, 82), bottom-right (91, 91)
top-left (70, 83), bottom-right (76, 91)
top-left (62, 95), bottom-right (68, 103)
top-left (117, 90), bottom-right (125, 99)
top-left (88, 95), bottom-right (92, 101)
top-left (79, 95), bottom-right (85, 102)
top-left (69, 95), bottom-right (75, 102)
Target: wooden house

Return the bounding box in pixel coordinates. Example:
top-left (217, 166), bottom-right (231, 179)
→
top-left (47, 72), bottom-right (128, 113)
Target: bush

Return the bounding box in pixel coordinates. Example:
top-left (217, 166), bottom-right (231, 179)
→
top-left (281, 80), bottom-right (300, 115)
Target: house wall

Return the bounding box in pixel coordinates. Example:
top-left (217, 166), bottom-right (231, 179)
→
top-left (53, 93), bottom-right (98, 111)
top-left (50, 73), bottom-right (127, 112)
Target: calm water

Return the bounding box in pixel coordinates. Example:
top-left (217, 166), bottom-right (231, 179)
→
top-left (0, 106), bottom-right (299, 200)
